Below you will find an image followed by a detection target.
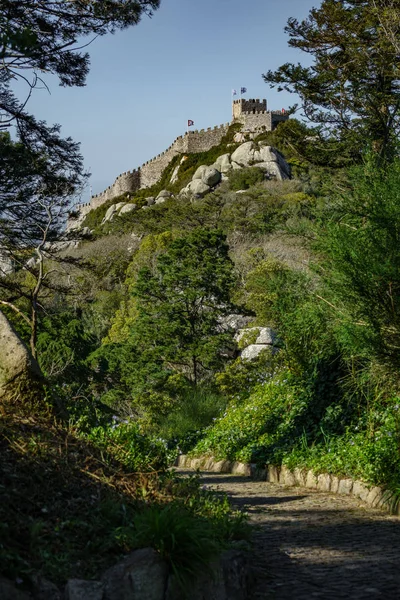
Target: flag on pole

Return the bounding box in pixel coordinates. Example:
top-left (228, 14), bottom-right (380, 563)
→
top-left (240, 87), bottom-right (247, 94)
top-left (188, 120), bottom-right (194, 127)
top-left (232, 89), bottom-right (237, 96)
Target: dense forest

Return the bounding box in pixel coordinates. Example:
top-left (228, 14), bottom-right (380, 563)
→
top-left (1, 0), bottom-right (400, 596)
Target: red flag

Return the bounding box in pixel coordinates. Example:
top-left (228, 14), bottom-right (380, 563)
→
top-left (188, 120), bottom-right (194, 127)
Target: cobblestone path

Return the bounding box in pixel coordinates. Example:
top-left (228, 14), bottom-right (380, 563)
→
top-left (180, 469), bottom-right (400, 599)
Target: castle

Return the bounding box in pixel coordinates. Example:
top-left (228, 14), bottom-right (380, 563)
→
top-left (70, 99), bottom-right (288, 225)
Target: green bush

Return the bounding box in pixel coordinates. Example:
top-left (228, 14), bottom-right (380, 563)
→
top-left (85, 420), bottom-right (170, 471)
top-left (228, 167), bottom-right (266, 190)
top-left (157, 386), bottom-right (227, 453)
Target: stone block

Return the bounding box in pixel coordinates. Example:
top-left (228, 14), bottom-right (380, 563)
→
top-left (317, 473), bottom-right (332, 492)
top-left (203, 457), bottom-right (216, 471)
top-left (338, 478), bottom-right (353, 495)
top-left (305, 470), bottom-right (318, 489)
top-left (294, 468), bottom-right (307, 487)
top-left (366, 486), bottom-right (384, 508)
top-left (102, 547), bottom-right (168, 600)
top-left (212, 460), bottom-right (233, 473)
top-left (279, 465), bottom-right (296, 487)
top-left (231, 462), bottom-right (252, 477)
top-left (267, 465), bottom-right (280, 483)
top-left (250, 464), bottom-right (267, 480)
top-left (175, 454), bottom-right (188, 467)
top-left (330, 476), bottom-right (340, 494)
top-left (65, 580), bottom-right (103, 600)
top-left (352, 480), bottom-right (370, 503)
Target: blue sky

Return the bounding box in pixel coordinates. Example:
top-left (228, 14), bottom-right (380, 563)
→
top-left (20, 0), bottom-right (314, 200)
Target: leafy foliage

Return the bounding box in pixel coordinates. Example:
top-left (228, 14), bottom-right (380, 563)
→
top-left (264, 0), bottom-right (400, 161)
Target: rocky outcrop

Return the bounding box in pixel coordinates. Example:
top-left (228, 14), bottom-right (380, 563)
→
top-left (0, 311), bottom-right (43, 405)
top-left (201, 167), bottom-right (221, 187)
top-left (235, 326), bottom-right (279, 361)
top-left (230, 143), bottom-right (290, 180)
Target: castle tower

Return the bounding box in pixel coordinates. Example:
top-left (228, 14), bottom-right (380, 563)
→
top-left (232, 98), bottom-right (288, 132)
top-left (232, 98), bottom-right (267, 120)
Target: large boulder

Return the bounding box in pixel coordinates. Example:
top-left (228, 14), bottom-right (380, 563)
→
top-left (230, 143), bottom-right (290, 180)
top-left (230, 142), bottom-right (255, 167)
top-left (186, 179), bottom-right (211, 198)
top-left (65, 580), bottom-right (103, 600)
top-left (156, 190), bottom-right (172, 200)
top-left (213, 154), bottom-right (232, 174)
top-left (240, 344), bottom-right (273, 361)
top-left (0, 311), bottom-right (43, 405)
top-left (102, 548), bottom-right (168, 600)
top-left (119, 203), bottom-right (137, 215)
top-left (192, 165), bottom-right (209, 180)
top-left (201, 167), bottom-right (221, 187)
top-left (102, 204), bottom-right (117, 224)
top-left (235, 326), bottom-right (277, 346)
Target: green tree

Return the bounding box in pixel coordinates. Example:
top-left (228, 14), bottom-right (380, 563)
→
top-left (263, 0), bottom-right (400, 161)
top-left (132, 229), bottom-right (236, 386)
top-left (315, 158), bottom-right (400, 375)
top-left (0, 0), bottom-right (160, 358)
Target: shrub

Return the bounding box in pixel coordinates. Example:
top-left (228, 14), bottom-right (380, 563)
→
top-left (85, 420), bottom-right (170, 472)
top-left (228, 167), bottom-right (266, 190)
top-left (157, 386), bottom-right (227, 453)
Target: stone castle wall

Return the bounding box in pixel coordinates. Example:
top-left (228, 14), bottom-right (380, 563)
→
top-left (238, 110), bottom-right (288, 132)
top-left (80, 123), bottom-right (230, 212)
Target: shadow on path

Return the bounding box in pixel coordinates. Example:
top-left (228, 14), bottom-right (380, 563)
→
top-left (178, 469), bottom-right (400, 599)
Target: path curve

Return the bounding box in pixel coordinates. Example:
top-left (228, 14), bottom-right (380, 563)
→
top-left (179, 469), bottom-right (400, 599)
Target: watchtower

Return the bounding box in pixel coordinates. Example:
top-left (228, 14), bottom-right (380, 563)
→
top-left (232, 98), bottom-right (267, 120)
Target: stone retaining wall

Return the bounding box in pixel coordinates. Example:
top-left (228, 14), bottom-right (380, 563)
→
top-left (176, 455), bottom-right (400, 516)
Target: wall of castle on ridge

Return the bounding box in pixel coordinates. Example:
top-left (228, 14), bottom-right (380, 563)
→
top-left (238, 112), bottom-right (272, 131)
top-left (139, 134), bottom-right (187, 189)
top-left (90, 170), bottom-right (141, 209)
top-left (185, 124), bottom-right (229, 153)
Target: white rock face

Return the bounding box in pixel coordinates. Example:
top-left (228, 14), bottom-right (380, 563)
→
top-left (201, 167), bottom-right (221, 187)
top-left (146, 196), bottom-right (155, 205)
top-left (241, 344), bottom-right (272, 361)
top-left (230, 142), bottom-right (290, 180)
top-left (236, 326), bottom-right (279, 361)
top-left (119, 203), bottom-right (137, 215)
top-left (170, 165), bottom-right (180, 184)
top-left (115, 202), bottom-right (126, 211)
top-left (102, 204), bottom-right (117, 223)
top-left (235, 326), bottom-right (276, 345)
top-left (230, 142), bottom-right (255, 166)
top-left (211, 154), bottom-right (232, 175)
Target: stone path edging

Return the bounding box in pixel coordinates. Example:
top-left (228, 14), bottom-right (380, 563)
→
top-left (175, 454), bottom-right (400, 515)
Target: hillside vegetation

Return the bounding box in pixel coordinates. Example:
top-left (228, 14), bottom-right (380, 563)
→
top-left (3, 0), bottom-right (400, 593)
